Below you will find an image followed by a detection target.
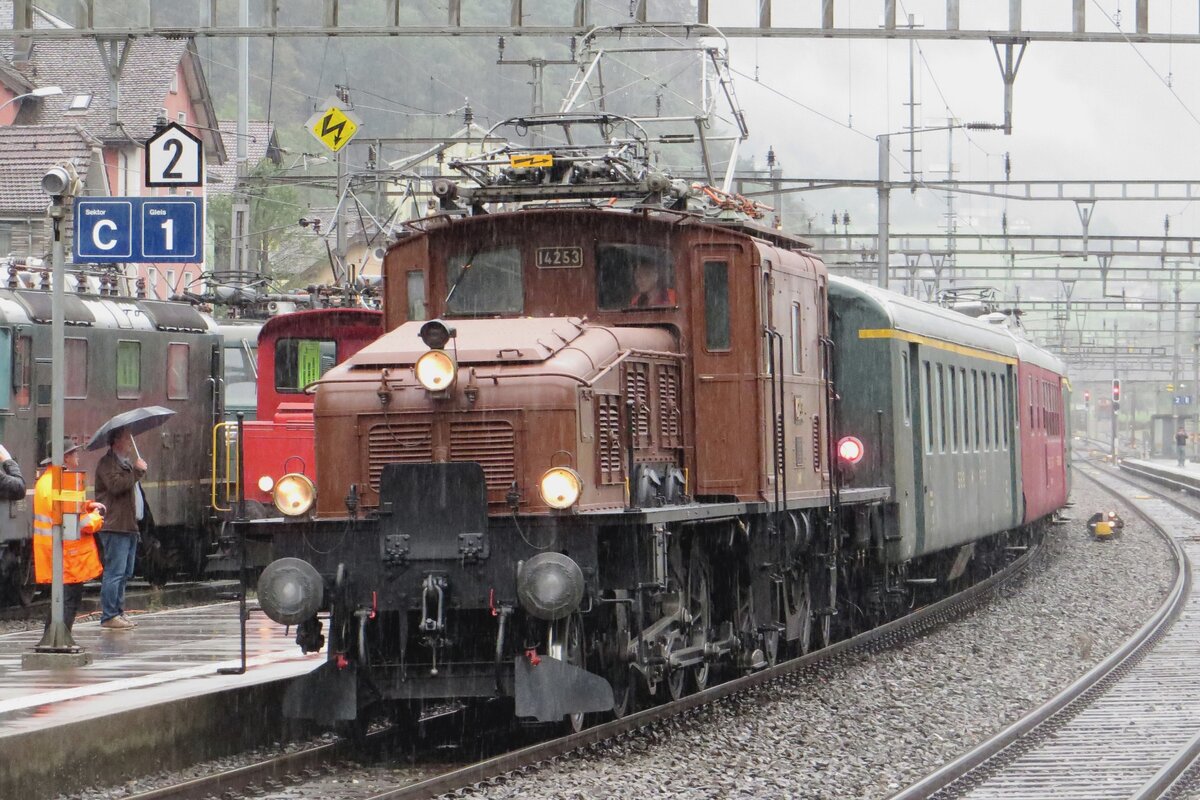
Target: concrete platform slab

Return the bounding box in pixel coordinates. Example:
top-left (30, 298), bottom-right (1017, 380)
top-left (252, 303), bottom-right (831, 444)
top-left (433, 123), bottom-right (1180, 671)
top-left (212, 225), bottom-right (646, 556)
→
top-left (0, 602), bottom-right (320, 799)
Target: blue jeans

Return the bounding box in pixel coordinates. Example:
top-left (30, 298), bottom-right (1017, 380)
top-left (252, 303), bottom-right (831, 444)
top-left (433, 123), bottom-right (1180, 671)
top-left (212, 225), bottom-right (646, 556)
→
top-left (98, 532), bottom-right (137, 622)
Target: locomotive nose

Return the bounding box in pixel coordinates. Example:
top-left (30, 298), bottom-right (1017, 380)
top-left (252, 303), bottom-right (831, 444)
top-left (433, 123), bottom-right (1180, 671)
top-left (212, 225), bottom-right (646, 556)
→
top-left (258, 557), bottom-right (324, 625)
top-left (516, 552), bottom-right (585, 620)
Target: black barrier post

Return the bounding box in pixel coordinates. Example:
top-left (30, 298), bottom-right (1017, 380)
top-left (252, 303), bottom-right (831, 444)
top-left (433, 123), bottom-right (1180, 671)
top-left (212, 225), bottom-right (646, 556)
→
top-left (218, 412), bottom-right (248, 675)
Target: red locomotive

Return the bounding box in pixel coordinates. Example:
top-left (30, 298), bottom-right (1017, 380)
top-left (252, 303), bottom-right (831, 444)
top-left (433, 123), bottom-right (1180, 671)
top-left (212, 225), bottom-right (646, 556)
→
top-left (234, 308), bottom-right (382, 515)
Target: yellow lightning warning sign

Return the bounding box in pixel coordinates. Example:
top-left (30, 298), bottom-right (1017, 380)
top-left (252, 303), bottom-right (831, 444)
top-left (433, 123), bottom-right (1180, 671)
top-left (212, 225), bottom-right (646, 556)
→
top-left (510, 153), bottom-right (553, 169)
top-left (307, 105), bottom-right (360, 153)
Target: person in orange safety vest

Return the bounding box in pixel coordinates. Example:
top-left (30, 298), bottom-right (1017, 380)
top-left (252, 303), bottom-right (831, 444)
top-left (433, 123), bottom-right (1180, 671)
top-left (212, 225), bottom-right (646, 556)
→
top-left (33, 439), bottom-right (105, 632)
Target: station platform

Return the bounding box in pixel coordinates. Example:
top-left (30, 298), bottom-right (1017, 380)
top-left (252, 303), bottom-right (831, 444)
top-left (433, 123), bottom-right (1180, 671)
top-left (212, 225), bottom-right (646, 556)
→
top-left (1119, 458), bottom-right (1200, 490)
top-left (0, 602), bottom-right (321, 800)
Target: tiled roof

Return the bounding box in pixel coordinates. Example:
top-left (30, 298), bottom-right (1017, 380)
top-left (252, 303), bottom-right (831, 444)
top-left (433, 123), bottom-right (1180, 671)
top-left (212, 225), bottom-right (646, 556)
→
top-left (0, 124), bottom-right (99, 214)
top-left (10, 37), bottom-right (189, 144)
top-left (208, 120), bottom-right (281, 194)
top-left (0, 3), bottom-right (223, 160)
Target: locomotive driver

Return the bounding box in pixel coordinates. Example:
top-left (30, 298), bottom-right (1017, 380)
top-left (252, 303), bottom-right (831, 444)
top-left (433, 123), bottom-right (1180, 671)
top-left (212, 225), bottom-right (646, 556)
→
top-left (629, 254), bottom-right (677, 308)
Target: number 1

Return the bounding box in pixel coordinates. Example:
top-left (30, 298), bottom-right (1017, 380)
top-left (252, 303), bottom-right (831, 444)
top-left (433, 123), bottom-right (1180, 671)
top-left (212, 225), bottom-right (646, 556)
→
top-left (161, 219), bottom-right (174, 251)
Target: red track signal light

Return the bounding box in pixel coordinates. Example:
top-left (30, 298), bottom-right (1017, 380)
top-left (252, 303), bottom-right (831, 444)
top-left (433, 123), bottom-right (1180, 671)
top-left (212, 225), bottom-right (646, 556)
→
top-left (1111, 379), bottom-right (1121, 403)
top-left (1084, 390), bottom-right (1091, 404)
top-left (837, 436), bottom-right (865, 465)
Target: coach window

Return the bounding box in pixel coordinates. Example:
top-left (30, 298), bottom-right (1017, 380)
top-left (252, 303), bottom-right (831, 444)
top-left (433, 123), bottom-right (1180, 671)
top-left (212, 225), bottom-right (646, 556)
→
top-left (0, 329), bottom-right (10, 409)
top-left (922, 361), bottom-right (933, 453)
top-left (406, 270), bottom-right (427, 321)
top-left (65, 338), bottom-right (87, 399)
top-left (597, 243), bottom-right (674, 311)
top-left (167, 343), bottom-right (189, 400)
top-left (936, 364), bottom-right (947, 453)
top-left (990, 374), bottom-right (999, 448)
top-left (1001, 375), bottom-right (1010, 448)
top-left (116, 341), bottom-right (141, 398)
top-left (790, 302), bottom-right (803, 372)
top-left (900, 352), bottom-right (911, 425)
top-left (970, 370), bottom-right (980, 451)
top-left (445, 246), bottom-right (523, 315)
top-left (703, 261), bottom-right (731, 350)
top-left (982, 372), bottom-right (991, 451)
top-left (960, 367), bottom-right (969, 451)
top-left (276, 338), bottom-right (336, 393)
top-left (949, 368), bottom-right (959, 452)
top-left (14, 334), bottom-right (30, 408)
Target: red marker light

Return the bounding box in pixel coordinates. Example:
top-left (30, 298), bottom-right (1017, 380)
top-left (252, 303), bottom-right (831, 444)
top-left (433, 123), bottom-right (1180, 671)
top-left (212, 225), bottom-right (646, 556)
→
top-left (837, 436), bottom-right (865, 465)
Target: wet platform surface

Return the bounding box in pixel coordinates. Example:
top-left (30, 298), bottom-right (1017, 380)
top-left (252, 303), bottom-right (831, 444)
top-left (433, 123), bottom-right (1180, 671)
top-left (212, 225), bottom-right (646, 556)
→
top-left (0, 602), bottom-right (320, 737)
top-left (1122, 458), bottom-right (1200, 482)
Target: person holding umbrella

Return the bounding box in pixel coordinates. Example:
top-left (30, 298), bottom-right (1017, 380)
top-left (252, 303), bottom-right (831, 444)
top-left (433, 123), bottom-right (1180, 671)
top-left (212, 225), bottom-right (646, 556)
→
top-left (94, 427), bottom-right (146, 629)
top-left (87, 406), bottom-right (173, 630)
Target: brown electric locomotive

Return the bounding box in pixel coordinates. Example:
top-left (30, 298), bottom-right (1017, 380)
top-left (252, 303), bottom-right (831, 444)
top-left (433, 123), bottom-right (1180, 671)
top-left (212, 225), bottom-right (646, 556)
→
top-left (247, 115), bottom-right (972, 729)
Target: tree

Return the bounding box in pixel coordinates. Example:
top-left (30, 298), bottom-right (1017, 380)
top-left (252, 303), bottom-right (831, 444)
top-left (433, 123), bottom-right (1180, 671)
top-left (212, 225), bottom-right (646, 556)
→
top-left (207, 161), bottom-right (321, 279)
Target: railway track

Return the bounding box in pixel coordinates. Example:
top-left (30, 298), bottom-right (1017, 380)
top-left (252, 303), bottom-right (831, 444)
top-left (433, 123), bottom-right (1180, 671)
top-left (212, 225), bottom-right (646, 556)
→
top-left (890, 462), bottom-right (1200, 800)
top-left (115, 534), bottom-right (1044, 800)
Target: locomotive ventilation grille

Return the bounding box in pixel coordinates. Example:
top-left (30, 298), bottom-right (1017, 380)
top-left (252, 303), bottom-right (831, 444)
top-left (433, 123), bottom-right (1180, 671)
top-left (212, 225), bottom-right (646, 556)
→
top-left (367, 419), bottom-right (516, 492)
top-left (597, 394), bottom-right (623, 485)
top-left (449, 419), bottom-right (516, 490)
top-left (368, 421), bottom-right (433, 491)
top-left (623, 361), bottom-right (651, 448)
top-left (657, 363), bottom-right (682, 449)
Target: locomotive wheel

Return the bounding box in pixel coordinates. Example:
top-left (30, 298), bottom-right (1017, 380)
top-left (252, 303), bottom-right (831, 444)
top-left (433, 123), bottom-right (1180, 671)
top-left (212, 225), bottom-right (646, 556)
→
top-left (663, 634), bottom-right (687, 701)
top-left (784, 567), bottom-right (814, 657)
top-left (553, 613), bottom-right (588, 734)
top-left (686, 543), bottom-right (713, 692)
top-left (733, 571), bottom-right (777, 670)
top-left (602, 591), bottom-right (636, 718)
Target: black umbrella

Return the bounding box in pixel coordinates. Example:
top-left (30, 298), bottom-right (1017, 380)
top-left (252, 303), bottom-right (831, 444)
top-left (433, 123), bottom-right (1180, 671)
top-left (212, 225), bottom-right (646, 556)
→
top-left (85, 406), bottom-right (176, 452)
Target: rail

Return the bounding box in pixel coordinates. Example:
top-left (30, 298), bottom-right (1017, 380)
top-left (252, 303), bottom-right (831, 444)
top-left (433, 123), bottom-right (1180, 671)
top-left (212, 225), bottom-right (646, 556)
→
top-left (889, 462), bottom-right (1191, 799)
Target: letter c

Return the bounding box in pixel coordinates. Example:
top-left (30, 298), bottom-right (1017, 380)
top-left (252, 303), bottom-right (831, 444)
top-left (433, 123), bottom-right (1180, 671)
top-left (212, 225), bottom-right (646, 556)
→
top-left (92, 219), bottom-right (118, 251)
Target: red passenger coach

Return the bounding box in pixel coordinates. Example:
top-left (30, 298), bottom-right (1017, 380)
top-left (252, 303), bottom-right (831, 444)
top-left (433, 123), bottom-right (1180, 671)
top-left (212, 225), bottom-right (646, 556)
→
top-left (238, 308), bottom-right (382, 511)
top-left (1012, 337), bottom-right (1069, 524)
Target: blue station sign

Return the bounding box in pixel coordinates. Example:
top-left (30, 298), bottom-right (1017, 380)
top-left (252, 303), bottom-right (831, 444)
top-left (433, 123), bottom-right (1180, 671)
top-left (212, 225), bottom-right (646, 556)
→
top-left (74, 197), bottom-right (204, 264)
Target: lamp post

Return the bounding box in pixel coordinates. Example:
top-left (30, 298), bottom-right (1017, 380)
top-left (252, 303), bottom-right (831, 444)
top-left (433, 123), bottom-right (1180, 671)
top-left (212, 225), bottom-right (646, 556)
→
top-left (22, 161), bottom-right (89, 669)
top-left (0, 85), bottom-right (63, 115)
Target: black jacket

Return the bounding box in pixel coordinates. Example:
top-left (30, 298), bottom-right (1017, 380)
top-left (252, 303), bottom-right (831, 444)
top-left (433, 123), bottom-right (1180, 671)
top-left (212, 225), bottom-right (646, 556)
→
top-left (0, 458), bottom-right (26, 502)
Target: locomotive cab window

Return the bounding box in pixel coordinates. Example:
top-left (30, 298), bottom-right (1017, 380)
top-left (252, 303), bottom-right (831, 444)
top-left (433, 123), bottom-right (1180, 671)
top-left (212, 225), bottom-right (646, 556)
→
top-left (14, 334), bottom-right (30, 408)
top-left (406, 269), bottom-right (427, 321)
top-left (703, 260), bottom-right (730, 350)
top-left (597, 243), bottom-right (675, 310)
top-left (445, 247), bottom-right (523, 316)
top-left (167, 343), bottom-right (189, 400)
top-left (65, 338), bottom-right (87, 399)
top-left (275, 338), bottom-right (336, 393)
top-left (116, 340), bottom-right (141, 398)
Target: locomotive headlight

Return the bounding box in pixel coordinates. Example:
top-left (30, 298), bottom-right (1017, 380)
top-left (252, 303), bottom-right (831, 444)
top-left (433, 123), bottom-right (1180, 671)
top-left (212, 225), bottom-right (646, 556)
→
top-left (539, 467), bottom-right (582, 510)
top-left (415, 350), bottom-right (457, 391)
top-left (517, 552), bottom-right (585, 620)
top-left (257, 475), bottom-right (275, 493)
top-left (273, 473), bottom-right (315, 516)
top-left (258, 557), bottom-right (324, 625)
